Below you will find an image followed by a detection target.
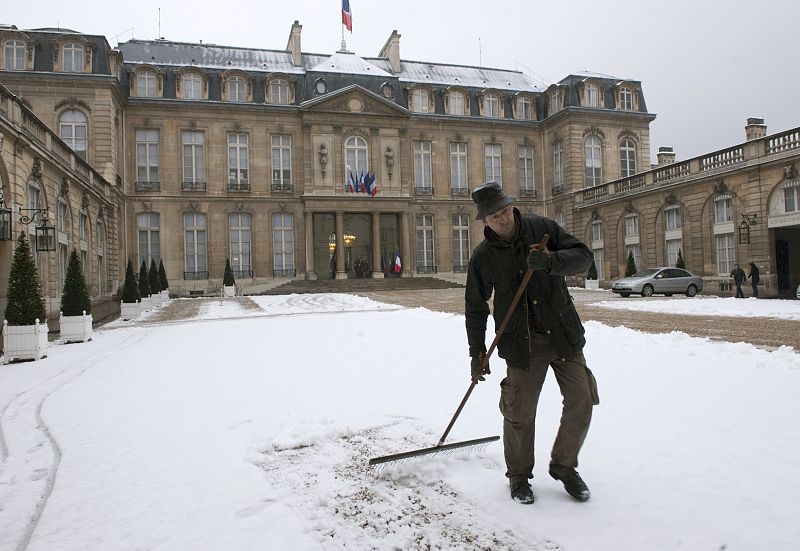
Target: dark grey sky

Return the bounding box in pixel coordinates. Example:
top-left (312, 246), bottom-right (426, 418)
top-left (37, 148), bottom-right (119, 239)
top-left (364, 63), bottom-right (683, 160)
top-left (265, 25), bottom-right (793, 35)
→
top-left (4, 0), bottom-right (798, 164)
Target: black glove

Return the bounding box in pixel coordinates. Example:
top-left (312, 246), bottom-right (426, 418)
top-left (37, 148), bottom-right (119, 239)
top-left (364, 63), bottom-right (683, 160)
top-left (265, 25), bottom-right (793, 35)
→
top-left (471, 351), bottom-right (490, 382)
top-left (527, 248), bottom-right (552, 272)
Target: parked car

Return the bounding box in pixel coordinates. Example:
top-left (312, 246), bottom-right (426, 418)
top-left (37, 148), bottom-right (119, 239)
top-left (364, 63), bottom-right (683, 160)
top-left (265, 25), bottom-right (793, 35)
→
top-left (611, 267), bottom-right (704, 298)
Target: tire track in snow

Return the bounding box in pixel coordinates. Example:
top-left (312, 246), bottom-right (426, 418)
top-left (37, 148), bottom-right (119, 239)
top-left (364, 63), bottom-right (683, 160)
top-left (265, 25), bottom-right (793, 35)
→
top-left (252, 422), bottom-right (561, 550)
top-left (0, 330), bottom-right (149, 551)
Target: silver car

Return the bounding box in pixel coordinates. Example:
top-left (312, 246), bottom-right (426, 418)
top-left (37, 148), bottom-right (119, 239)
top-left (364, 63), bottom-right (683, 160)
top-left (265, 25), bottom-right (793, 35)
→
top-left (611, 267), bottom-right (704, 298)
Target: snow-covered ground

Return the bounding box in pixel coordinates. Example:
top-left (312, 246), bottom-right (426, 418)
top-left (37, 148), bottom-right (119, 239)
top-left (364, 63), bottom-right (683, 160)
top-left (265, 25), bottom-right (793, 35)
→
top-left (592, 295), bottom-right (800, 320)
top-left (1, 294), bottom-right (799, 550)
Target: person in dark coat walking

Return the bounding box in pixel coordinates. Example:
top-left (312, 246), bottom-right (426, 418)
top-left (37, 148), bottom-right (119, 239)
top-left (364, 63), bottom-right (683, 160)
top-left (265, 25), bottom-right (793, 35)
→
top-left (465, 182), bottom-right (599, 505)
top-left (730, 264), bottom-right (746, 298)
top-left (748, 262), bottom-right (760, 298)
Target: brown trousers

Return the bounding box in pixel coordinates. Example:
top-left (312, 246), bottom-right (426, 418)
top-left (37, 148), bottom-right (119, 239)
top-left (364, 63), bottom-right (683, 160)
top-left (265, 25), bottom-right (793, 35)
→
top-left (499, 331), bottom-right (599, 481)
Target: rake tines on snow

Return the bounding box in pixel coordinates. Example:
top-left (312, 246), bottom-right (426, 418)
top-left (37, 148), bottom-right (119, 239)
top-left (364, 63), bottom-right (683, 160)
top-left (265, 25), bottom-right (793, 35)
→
top-left (369, 240), bottom-right (547, 469)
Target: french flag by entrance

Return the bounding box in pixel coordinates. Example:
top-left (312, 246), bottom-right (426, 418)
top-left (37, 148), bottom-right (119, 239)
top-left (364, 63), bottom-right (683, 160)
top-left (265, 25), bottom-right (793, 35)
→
top-left (342, 0), bottom-right (353, 32)
top-left (393, 250), bottom-right (401, 273)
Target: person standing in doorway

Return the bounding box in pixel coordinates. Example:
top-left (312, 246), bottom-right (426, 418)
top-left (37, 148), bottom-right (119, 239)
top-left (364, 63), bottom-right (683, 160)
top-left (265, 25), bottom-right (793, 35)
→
top-left (465, 182), bottom-right (599, 505)
top-left (748, 262), bottom-right (760, 298)
top-left (730, 264), bottom-right (746, 298)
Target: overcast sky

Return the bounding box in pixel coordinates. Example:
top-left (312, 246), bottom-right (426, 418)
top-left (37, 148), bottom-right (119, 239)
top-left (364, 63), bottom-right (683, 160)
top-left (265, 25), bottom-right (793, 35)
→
top-left (3, 0), bottom-right (798, 164)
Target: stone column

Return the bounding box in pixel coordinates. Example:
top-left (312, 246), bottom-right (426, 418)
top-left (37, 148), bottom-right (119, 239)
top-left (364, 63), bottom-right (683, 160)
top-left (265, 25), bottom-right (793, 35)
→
top-left (400, 211), bottom-right (411, 277)
top-left (335, 211), bottom-right (347, 279)
top-left (304, 212), bottom-right (316, 280)
top-left (371, 212), bottom-right (383, 278)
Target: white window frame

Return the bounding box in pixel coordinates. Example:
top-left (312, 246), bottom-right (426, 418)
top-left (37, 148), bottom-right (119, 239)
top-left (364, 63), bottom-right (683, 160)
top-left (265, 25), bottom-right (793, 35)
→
top-left (783, 182), bottom-right (799, 213)
top-left (550, 91), bottom-right (560, 114)
top-left (450, 142), bottom-right (468, 192)
top-left (555, 211), bottom-right (565, 228)
top-left (451, 213), bottom-right (470, 270)
top-left (413, 141), bottom-right (433, 190)
top-left (63, 42), bottom-right (83, 72)
top-left (96, 221), bottom-right (105, 295)
top-left (514, 96), bottom-right (532, 120)
top-left (586, 83), bottom-right (599, 107)
top-left (270, 79), bottom-right (289, 104)
top-left (229, 212), bottom-right (252, 276)
top-left (665, 205), bottom-right (682, 231)
top-left (620, 138), bottom-right (637, 178)
top-left (137, 70), bottom-right (157, 97)
top-left (228, 76), bottom-right (246, 102)
top-left (626, 244), bottom-right (641, 272)
top-left (136, 129), bottom-right (159, 184)
top-left (484, 144), bottom-right (502, 185)
top-left (182, 131), bottom-right (205, 185)
top-left (271, 135), bottom-right (292, 190)
top-left (447, 90), bottom-right (466, 115)
top-left (584, 135), bottom-right (602, 187)
top-left (228, 133), bottom-right (250, 190)
top-left (60, 110), bottom-right (88, 160)
top-left (619, 87), bottom-right (633, 110)
top-left (666, 238), bottom-right (682, 267)
top-left (415, 214), bottom-right (435, 270)
top-left (344, 135), bottom-right (368, 188)
top-left (137, 212), bottom-right (160, 266)
top-left (553, 141), bottom-right (564, 191)
top-left (714, 196), bottom-right (733, 224)
top-left (184, 213), bottom-right (207, 276)
top-left (4, 39), bottom-right (25, 70)
top-left (591, 221), bottom-right (604, 244)
top-left (272, 213), bottom-right (294, 273)
top-left (518, 145), bottom-right (535, 193)
top-left (411, 88), bottom-right (430, 113)
top-left (482, 93), bottom-right (500, 118)
top-left (624, 213), bottom-right (640, 239)
top-left (593, 248), bottom-right (604, 281)
top-left (182, 73), bottom-right (203, 100)
top-left (716, 233), bottom-right (735, 276)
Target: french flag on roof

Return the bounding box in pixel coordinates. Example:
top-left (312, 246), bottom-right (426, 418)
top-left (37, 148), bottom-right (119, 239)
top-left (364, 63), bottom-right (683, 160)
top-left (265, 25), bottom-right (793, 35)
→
top-left (341, 0), bottom-right (353, 32)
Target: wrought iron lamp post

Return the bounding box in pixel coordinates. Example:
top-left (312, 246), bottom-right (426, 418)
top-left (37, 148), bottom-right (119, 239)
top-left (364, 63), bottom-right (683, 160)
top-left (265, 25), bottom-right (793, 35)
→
top-left (0, 187), bottom-right (11, 241)
top-left (738, 213), bottom-right (758, 245)
top-left (19, 207), bottom-right (56, 252)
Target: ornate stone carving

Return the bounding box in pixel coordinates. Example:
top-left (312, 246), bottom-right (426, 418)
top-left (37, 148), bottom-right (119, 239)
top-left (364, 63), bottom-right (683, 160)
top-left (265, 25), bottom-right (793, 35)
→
top-left (279, 203), bottom-right (287, 212)
top-left (31, 158), bottom-right (43, 179)
top-left (783, 163), bottom-right (798, 180)
top-left (142, 202), bottom-right (152, 212)
top-left (713, 180), bottom-right (728, 194)
top-left (189, 201), bottom-right (200, 212)
top-left (60, 176), bottom-right (70, 196)
top-left (81, 193), bottom-right (90, 210)
top-left (98, 205), bottom-right (105, 219)
top-left (189, 121), bottom-right (197, 130)
top-left (384, 146), bottom-right (395, 180)
top-left (235, 202), bottom-right (244, 212)
top-left (665, 192), bottom-right (678, 205)
top-left (318, 143), bottom-right (328, 177)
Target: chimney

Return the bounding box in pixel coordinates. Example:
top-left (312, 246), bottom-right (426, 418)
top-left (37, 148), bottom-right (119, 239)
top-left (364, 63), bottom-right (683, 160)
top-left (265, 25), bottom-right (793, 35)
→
top-left (286, 20), bottom-right (302, 67)
top-left (657, 146), bottom-right (676, 166)
top-left (378, 30), bottom-right (401, 74)
top-left (745, 117), bottom-right (767, 141)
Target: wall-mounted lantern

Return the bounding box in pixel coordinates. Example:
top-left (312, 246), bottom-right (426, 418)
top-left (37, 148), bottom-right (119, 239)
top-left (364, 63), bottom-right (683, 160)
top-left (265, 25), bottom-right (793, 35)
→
top-left (19, 208), bottom-right (56, 251)
top-left (0, 187), bottom-right (11, 241)
top-left (738, 213), bottom-right (758, 245)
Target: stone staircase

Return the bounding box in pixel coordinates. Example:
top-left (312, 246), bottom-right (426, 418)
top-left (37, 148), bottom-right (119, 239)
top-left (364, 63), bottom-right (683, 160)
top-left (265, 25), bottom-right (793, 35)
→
top-left (251, 275), bottom-right (465, 295)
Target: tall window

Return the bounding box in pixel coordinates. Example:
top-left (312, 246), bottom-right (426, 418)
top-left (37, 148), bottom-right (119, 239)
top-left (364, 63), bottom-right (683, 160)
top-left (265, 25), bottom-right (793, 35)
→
top-left (447, 90), bottom-right (466, 115)
top-left (411, 88), bottom-right (430, 113)
top-left (514, 96), bottom-right (532, 120)
top-left (271, 135), bottom-right (292, 190)
top-left (57, 198), bottom-right (69, 286)
top-left (182, 73), bottom-right (203, 100)
top-left (584, 135), bottom-right (602, 187)
top-left (182, 131), bottom-right (205, 188)
top-left (415, 214), bottom-right (435, 272)
top-left (586, 83), bottom-right (599, 107)
top-left (136, 70), bottom-right (157, 97)
top-left (626, 244), bottom-right (641, 272)
top-left (58, 243), bottom-right (68, 288)
top-left (136, 129), bottom-right (159, 185)
top-left (450, 143), bottom-right (468, 193)
top-left (96, 221), bottom-right (105, 295)
top-left (229, 212), bottom-right (252, 277)
top-left (4, 39), bottom-right (25, 70)
top-left (666, 239), bottom-right (682, 267)
top-left (27, 182), bottom-right (41, 263)
top-left (555, 211), bottom-right (565, 228)
top-left (518, 145), bottom-right (535, 194)
top-left (624, 214), bottom-right (639, 239)
top-left (414, 141), bottom-right (433, 191)
top-left (452, 213), bottom-right (470, 272)
top-left (63, 42), bottom-right (83, 72)
top-left (619, 87), bottom-right (633, 110)
top-left (664, 204), bottom-right (683, 266)
top-left (482, 93), bottom-right (500, 118)
top-left (137, 212), bottom-right (160, 265)
top-left (624, 213), bottom-right (641, 272)
top-left (272, 213), bottom-right (294, 275)
top-left (716, 234), bottom-right (735, 275)
top-left (550, 91), bottom-right (560, 115)
top-left (553, 141), bottom-right (564, 192)
top-left (591, 221), bottom-right (604, 243)
top-left (184, 213), bottom-right (207, 278)
top-left (714, 196), bottom-right (733, 223)
top-left (79, 212), bottom-right (89, 276)
top-left (344, 135), bottom-right (368, 187)
top-left (785, 182), bottom-right (800, 212)
top-left (484, 144), bottom-right (502, 185)
top-left (270, 79), bottom-right (289, 104)
top-left (665, 205), bottom-right (682, 231)
top-left (60, 110), bottom-right (88, 160)
top-left (620, 139), bottom-right (637, 178)
top-left (228, 133), bottom-right (249, 190)
top-left (228, 76), bottom-right (246, 102)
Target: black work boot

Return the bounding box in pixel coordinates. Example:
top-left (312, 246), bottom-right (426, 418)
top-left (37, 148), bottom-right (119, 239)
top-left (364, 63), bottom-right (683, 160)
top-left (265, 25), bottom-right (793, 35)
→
top-left (509, 477), bottom-right (535, 504)
top-left (549, 467), bottom-right (590, 502)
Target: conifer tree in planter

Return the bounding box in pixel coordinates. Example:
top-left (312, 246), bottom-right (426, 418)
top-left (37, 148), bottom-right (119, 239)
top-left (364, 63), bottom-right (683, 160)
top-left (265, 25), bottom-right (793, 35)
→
top-left (158, 259), bottom-right (169, 298)
top-left (149, 258), bottom-right (162, 302)
top-left (676, 248), bottom-right (686, 269)
top-left (625, 250), bottom-right (638, 277)
top-left (138, 260), bottom-right (152, 310)
top-left (120, 259), bottom-right (141, 320)
top-left (59, 249), bottom-right (93, 343)
top-left (2, 232), bottom-right (49, 363)
top-left (223, 258), bottom-right (236, 297)
top-left (584, 258), bottom-right (599, 289)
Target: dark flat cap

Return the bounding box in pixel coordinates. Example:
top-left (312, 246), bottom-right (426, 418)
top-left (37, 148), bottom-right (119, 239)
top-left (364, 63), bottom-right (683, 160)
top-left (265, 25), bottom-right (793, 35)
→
top-left (471, 181), bottom-right (517, 220)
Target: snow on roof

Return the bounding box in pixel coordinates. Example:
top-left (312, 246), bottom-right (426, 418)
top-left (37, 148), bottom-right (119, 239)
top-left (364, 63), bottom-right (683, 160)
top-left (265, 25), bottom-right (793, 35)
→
top-left (397, 60), bottom-right (542, 92)
top-left (308, 51), bottom-right (393, 77)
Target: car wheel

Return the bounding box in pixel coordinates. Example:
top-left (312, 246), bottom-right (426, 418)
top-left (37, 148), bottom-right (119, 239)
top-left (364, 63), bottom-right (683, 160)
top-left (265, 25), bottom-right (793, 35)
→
top-left (642, 284), bottom-right (654, 297)
top-left (620, 293), bottom-right (631, 298)
top-left (686, 284), bottom-right (698, 297)
top-left (664, 293), bottom-right (673, 297)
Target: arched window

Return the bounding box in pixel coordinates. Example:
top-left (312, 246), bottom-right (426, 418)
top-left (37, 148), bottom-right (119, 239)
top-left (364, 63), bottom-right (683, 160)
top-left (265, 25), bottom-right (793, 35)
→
top-left (228, 76), bottom-right (247, 102)
top-left (619, 87), bottom-right (633, 110)
top-left (620, 138), bottom-right (637, 177)
top-left (136, 69), bottom-right (157, 97)
top-left (584, 135), bottom-right (602, 187)
top-left (60, 110), bottom-right (88, 160)
top-left (446, 90), bottom-right (466, 115)
top-left (553, 141), bottom-right (564, 192)
top-left (585, 83), bottom-right (599, 107)
top-left (514, 96), bottom-right (532, 120)
top-left (344, 136), bottom-right (368, 187)
top-left (549, 90), bottom-right (560, 115)
top-left (182, 73), bottom-right (203, 100)
top-left (63, 42), bottom-right (84, 72)
top-left (482, 93), bottom-right (500, 118)
top-left (411, 88), bottom-right (430, 113)
top-left (269, 79), bottom-right (289, 104)
top-left (4, 39), bottom-right (25, 70)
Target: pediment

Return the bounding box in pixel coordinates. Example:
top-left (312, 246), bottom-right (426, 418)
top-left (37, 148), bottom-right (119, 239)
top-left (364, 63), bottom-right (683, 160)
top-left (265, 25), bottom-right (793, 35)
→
top-left (300, 84), bottom-right (408, 117)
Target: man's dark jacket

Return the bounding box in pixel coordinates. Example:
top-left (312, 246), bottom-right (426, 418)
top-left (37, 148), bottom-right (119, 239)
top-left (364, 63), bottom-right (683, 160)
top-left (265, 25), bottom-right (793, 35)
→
top-left (465, 209), bottom-right (592, 366)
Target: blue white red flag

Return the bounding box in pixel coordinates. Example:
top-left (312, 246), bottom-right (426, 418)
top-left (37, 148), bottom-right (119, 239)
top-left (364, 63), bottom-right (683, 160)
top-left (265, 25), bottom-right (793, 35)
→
top-left (393, 250), bottom-right (402, 273)
top-left (358, 169), bottom-right (365, 193)
top-left (365, 172), bottom-right (377, 196)
top-left (342, 0), bottom-right (353, 32)
top-left (347, 170), bottom-right (356, 192)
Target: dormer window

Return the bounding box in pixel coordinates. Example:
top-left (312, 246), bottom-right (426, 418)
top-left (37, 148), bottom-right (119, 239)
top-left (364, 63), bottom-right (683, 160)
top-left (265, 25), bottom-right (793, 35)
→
top-left (3, 39), bottom-right (25, 70)
top-left (482, 93), bottom-right (501, 118)
top-left (445, 90), bottom-right (466, 115)
top-left (183, 73), bottom-right (203, 100)
top-left (411, 88), bottom-right (431, 113)
top-left (586, 83), bottom-right (599, 107)
top-left (619, 87), bottom-right (633, 110)
top-left (136, 69), bottom-right (158, 97)
top-left (63, 42), bottom-right (84, 72)
top-left (513, 96), bottom-right (532, 120)
top-left (228, 76), bottom-right (247, 102)
top-left (550, 90), bottom-right (560, 115)
top-left (269, 79), bottom-right (290, 104)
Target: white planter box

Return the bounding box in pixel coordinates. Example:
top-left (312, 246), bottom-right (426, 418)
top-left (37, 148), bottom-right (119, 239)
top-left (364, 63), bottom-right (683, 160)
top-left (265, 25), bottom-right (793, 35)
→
top-left (140, 296), bottom-right (153, 310)
top-left (59, 311), bottom-right (93, 343)
top-left (223, 285), bottom-right (236, 297)
top-left (161, 290), bottom-right (170, 302)
top-left (2, 319), bottom-right (49, 363)
top-left (584, 279), bottom-right (600, 290)
top-left (120, 300), bottom-right (141, 320)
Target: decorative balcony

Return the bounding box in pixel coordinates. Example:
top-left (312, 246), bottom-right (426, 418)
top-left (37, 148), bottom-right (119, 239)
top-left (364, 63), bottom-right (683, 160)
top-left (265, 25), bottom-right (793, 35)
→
top-left (453, 263), bottom-right (468, 273)
top-left (450, 187), bottom-right (469, 197)
top-left (135, 181), bottom-right (161, 192)
top-left (182, 181), bottom-right (207, 192)
top-left (273, 269), bottom-right (296, 277)
top-left (552, 185), bottom-right (565, 195)
top-left (233, 269), bottom-right (252, 278)
top-left (416, 265), bottom-right (438, 274)
top-left (228, 182), bottom-right (250, 192)
top-left (519, 188), bottom-right (537, 198)
top-left (271, 182), bottom-right (292, 192)
top-left (184, 271), bottom-right (208, 280)
top-left (414, 186), bottom-right (434, 195)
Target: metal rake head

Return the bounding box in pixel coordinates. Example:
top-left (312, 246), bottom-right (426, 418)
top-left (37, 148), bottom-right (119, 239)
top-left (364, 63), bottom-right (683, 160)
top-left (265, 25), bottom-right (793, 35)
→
top-left (368, 435), bottom-right (499, 475)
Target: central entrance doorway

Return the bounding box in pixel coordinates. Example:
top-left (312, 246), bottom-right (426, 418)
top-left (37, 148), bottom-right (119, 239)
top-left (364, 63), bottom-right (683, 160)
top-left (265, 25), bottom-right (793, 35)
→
top-left (312, 213), bottom-right (399, 280)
